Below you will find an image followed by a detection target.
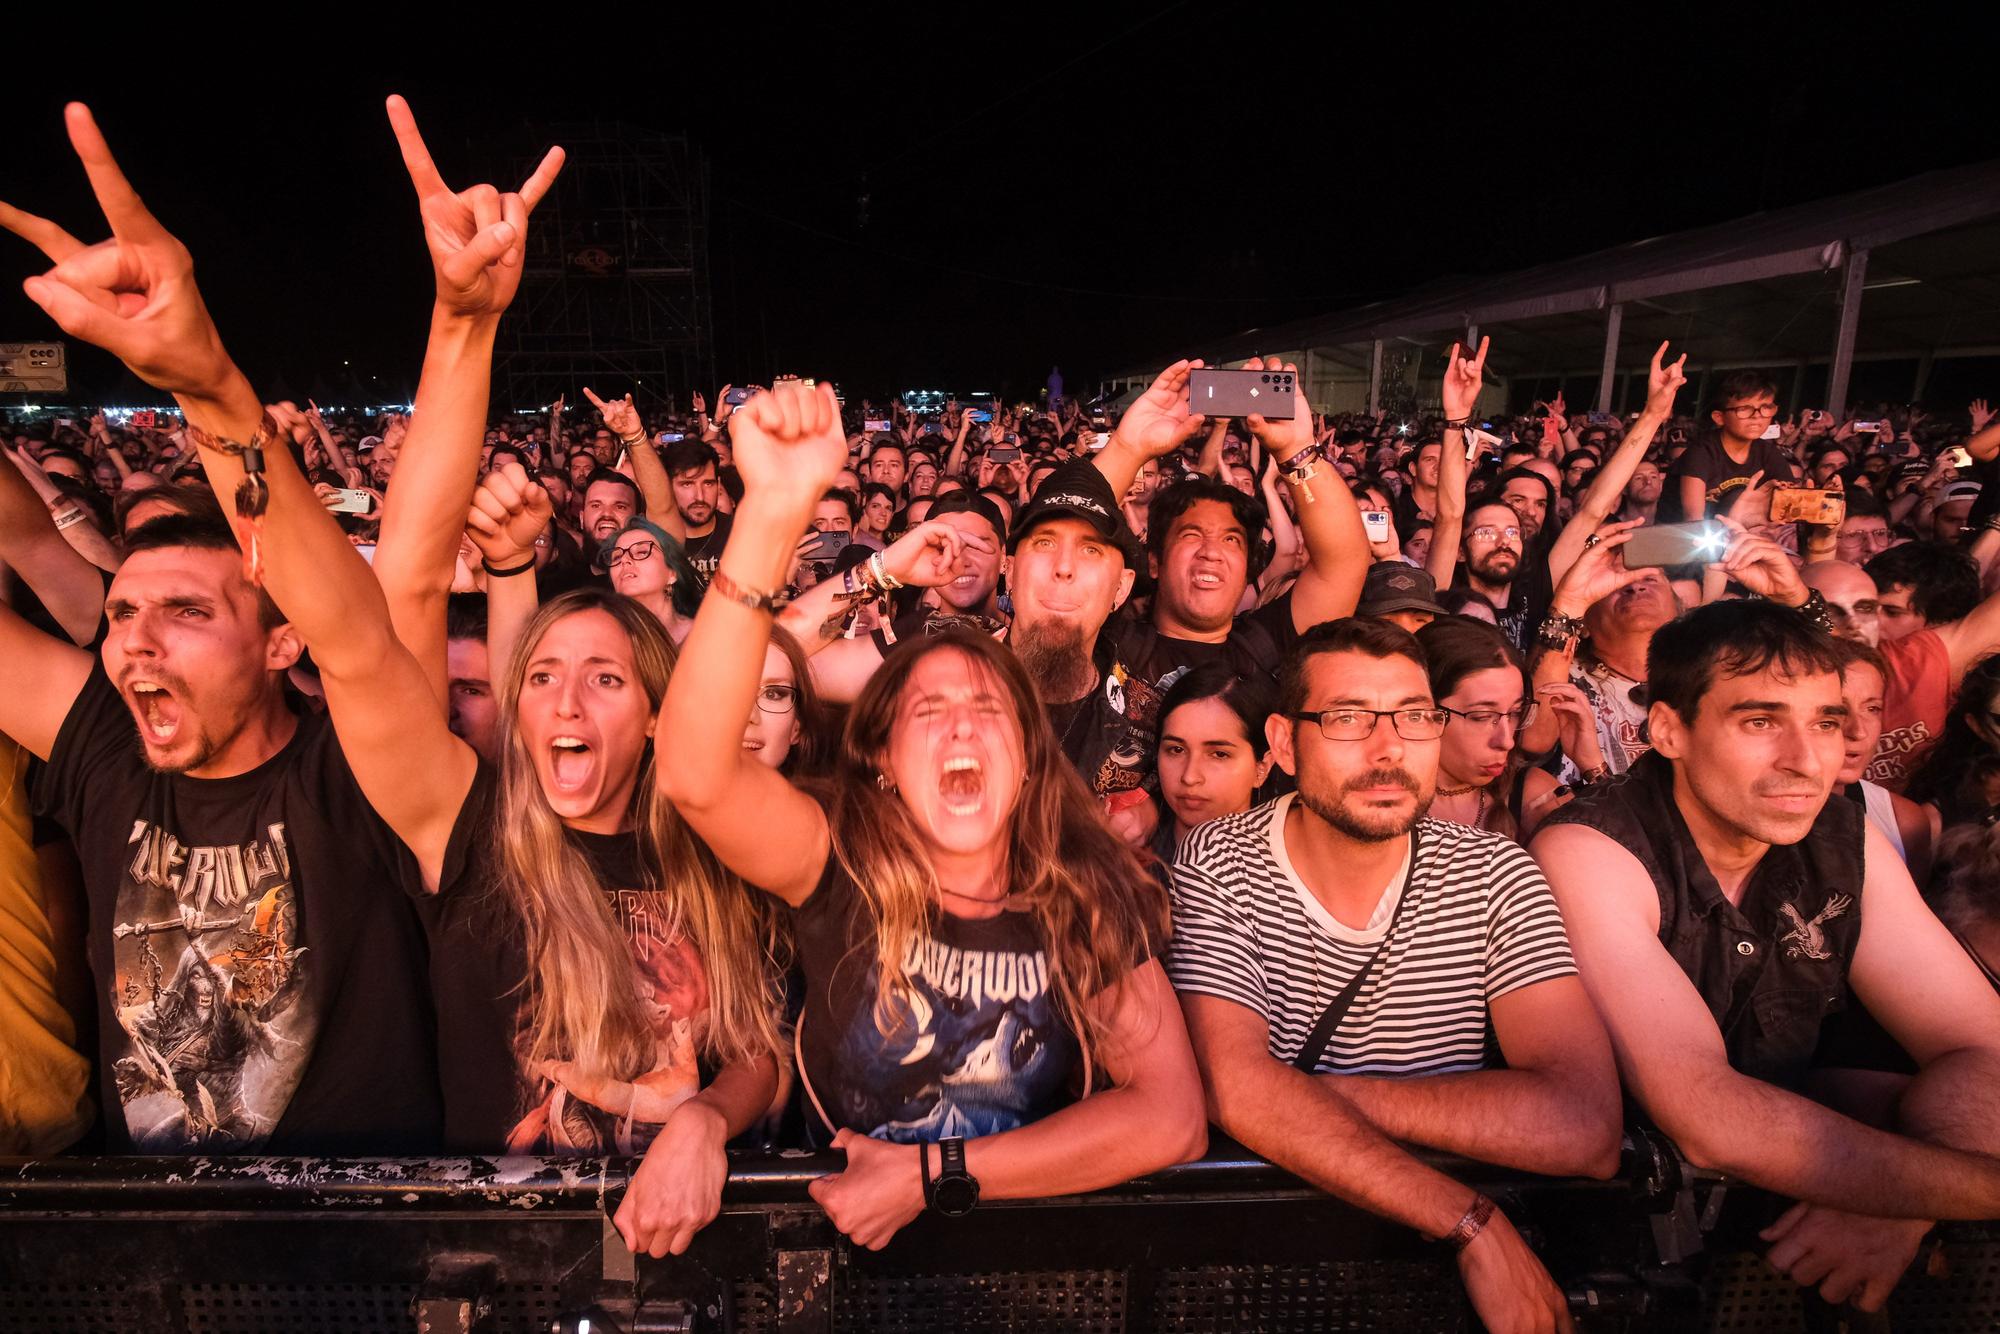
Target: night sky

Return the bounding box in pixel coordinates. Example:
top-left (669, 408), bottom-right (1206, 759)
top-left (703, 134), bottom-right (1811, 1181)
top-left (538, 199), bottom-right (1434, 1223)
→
top-left (0, 8), bottom-right (1988, 408)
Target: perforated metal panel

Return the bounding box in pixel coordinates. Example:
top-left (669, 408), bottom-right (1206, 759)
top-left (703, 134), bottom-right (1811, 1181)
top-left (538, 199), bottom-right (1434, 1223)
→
top-left (1700, 1251), bottom-right (1807, 1332)
top-left (731, 1276), bottom-right (778, 1334)
top-left (181, 1283), bottom-right (420, 1333)
top-left (0, 1283), bottom-right (164, 1332)
top-left (1149, 1261), bottom-right (1468, 1333)
top-left (834, 1269), bottom-right (1126, 1334)
top-left (1883, 1234), bottom-right (2000, 1333)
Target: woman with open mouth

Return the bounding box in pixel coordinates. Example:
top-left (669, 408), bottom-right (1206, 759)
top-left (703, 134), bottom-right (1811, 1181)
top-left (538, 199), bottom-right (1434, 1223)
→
top-left (658, 381), bottom-right (1206, 1252)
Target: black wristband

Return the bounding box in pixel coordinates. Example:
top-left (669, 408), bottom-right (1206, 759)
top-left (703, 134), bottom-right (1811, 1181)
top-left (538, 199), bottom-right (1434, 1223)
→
top-left (482, 555), bottom-right (536, 579)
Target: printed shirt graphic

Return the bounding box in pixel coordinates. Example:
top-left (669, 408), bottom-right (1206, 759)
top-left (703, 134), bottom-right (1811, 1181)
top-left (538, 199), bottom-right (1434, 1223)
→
top-left (504, 871), bottom-right (712, 1157)
top-left (34, 668), bottom-right (440, 1154)
top-left (110, 819), bottom-right (312, 1149)
top-left (1866, 628), bottom-right (1949, 789)
top-left (1572, 656), bottom-right (1651, 775)
top-left (794, 858), bottom-right (1080, 1144)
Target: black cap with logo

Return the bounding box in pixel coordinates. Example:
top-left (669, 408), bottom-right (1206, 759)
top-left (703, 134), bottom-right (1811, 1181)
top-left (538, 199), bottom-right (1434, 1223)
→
top-left (1006, 459), bottom-right (1142, 566)
top-left (1357, 561), bottom-right (1447, 618)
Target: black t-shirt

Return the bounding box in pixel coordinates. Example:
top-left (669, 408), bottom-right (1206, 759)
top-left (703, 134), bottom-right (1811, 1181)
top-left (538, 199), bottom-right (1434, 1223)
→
top-left (681, 513), bottom-right (734, 582)
top-left (1041, 636), bottom-right (1165, 801)
top-left (1110, 591), bottom-right (1299, 691)
top-left (414, 770), bottom-right (715, 1153)
top-left (791, 853), bottom-right (1082, 1145)
top-left (32, 667), bottom-right (441, 1153)
top-left (1666, 436), bottom-right (1800, 519)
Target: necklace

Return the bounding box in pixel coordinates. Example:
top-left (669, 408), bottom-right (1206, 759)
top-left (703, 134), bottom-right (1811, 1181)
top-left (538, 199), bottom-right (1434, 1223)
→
top-left (1434, 783), bottom-right (1490, 828)
top-left (1435, 780), bottom-right (1480, 797)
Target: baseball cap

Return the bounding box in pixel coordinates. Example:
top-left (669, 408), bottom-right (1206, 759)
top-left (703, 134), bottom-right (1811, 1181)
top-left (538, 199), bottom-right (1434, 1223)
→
top-left (1006, 459), bottom-right (1141, 565)
top-left (357, 434), bottom-right (383, 453)
top-left (1943, 480), bottom-right (1984, 504)
top-left (1357, 561), bottom-right (1447, 618)
top-left (925, 488), bottom-right (1007, 543)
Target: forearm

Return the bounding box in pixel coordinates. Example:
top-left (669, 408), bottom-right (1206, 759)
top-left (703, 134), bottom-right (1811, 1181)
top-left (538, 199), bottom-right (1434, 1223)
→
top-left (375, 314), bottom-right (500, 689)
top-left (962, 1080), bottom-right (1202, 1203)
top-left (0, 467), bottom-right (105, 643)
top-left (777, 570), bottom-right (866, 655)
top-left (484, 566), bottom-right (540, 685)
top-left (178, 372), bottom-right (400, 679)
top-left (1213, 1056), bottom-right (1482, 1237)
top-left (1090, 438), bottom-right (1148, 497)
top-left (1966, 420), bottom-right (2000, 463)
top-left (661, 501), bottom-right (805, 802)
top-left (1679, 477), bottom-right (1708, 521)
top-left (1426, 433), bottom-right (1466, 589)
top-left (1667, 1064), bottom-right (2000, 1219)
top-left (1197, 421), bottom-right (1227, 482)
top-left (687, 1054), bottom-right (780, 1141)
top-left (1897, 1046), bottom-right (2000, 1160)
top-left (623, 432), bottom-right (679, 538)
top-left (45, 498), bottom-right (121, 577)
top-left (1324, 1066), bottom-right (1618, 1178)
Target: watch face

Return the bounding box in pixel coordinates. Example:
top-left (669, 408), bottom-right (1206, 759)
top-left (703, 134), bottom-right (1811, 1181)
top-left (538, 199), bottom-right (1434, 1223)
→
top-left (934, 1175), bottom-right (979, 1216)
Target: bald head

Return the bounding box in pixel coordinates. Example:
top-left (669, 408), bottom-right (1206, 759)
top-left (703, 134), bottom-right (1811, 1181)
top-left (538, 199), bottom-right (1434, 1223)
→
top-left (1801, 560), bottom-right (1880, 646)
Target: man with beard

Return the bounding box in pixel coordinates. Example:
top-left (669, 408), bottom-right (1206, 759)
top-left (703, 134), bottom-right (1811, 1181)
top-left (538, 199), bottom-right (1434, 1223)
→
top-left (1002, 461), bottom-right (1164, 842)
top-left (1169, 617), bottom-right (1618, 1334)
top-left (1090, 357), bottom-right (1370, 691)
top-left (777, 491), bottom-right (1008, 702)
top-left (577, 471), bottom-right (642, 573)
top-left (1534, 599), bottom-right (2000, 1315)
top-left (1617, 459), bottom-right (1665, 525)
top-left (1457, 502), bottom-right (1531, 641)
top-left (663, 439), bottom-right (731, 580)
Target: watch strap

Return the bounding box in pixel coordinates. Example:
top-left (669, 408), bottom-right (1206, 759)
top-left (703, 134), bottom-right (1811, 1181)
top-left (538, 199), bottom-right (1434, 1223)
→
top-left (940, 1136), bottom-right (967, 1178)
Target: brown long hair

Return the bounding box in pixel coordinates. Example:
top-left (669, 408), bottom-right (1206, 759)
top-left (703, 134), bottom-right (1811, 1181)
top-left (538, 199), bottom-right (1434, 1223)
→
top-left (1417, 616), bottom-right (1530, 839)
top-left (494, 589), bottom-right (783, 1086)
top-left (824, 629), bottom-right (1169, 1066)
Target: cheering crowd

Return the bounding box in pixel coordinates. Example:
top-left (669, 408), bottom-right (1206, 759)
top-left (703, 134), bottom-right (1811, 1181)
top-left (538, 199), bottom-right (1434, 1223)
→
top-left (2, 100), bottom-right (2000, 1332)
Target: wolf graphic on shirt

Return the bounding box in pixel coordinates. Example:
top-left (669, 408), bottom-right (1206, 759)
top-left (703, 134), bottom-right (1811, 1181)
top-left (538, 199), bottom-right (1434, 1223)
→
top-left (110, 820), bottom-right (310, 1150)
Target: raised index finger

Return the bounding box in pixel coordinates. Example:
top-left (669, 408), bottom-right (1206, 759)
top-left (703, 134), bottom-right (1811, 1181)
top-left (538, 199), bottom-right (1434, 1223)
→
top-left (385, 95), bottom-right (450, 198)
top-left (63, 104), bottom-right (169, 244)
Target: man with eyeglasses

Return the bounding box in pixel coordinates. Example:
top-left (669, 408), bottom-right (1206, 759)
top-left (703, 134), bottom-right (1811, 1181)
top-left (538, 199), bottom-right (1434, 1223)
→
top-left (1455, 502), bottom-right (1539, 650)
top-left (1169, 616), bottom-right (1619, 1334)
top-left (1669, 371), bottom-right (1801, 520)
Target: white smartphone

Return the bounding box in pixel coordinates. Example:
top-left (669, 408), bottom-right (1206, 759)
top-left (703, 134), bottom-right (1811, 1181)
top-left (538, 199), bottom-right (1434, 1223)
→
top-left (1362, 510), bottom-right (1392, 543)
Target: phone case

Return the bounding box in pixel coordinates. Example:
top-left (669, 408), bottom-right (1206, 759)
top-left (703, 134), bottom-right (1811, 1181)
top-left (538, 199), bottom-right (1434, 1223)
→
top-left (1768, 489), bottom-right (1846, 526)
top-left (1623, 522), bottom-right (1726, 569)
top-left (1188, 369), bottom-right (1297, 419)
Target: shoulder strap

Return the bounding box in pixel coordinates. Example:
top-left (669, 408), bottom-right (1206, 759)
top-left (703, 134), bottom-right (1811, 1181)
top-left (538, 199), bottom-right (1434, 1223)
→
top-left (1291, 831), bottom-right (1420, 1074)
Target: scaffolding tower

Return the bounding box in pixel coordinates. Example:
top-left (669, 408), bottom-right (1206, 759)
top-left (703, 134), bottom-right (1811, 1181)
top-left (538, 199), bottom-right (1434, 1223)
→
top-left (497, 124), bottom-right (712, 414)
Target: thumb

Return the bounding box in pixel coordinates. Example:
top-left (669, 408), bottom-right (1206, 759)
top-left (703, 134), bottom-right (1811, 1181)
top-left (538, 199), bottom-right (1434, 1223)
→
top-left (1759, 1200), bottom-right (1810, 1242)
top-left (23, 276), bottom-right (120, 352)
top-left (830, 1128), bottom-right (855, 1151)
top-left (442, 221), bottom-right (516, 288)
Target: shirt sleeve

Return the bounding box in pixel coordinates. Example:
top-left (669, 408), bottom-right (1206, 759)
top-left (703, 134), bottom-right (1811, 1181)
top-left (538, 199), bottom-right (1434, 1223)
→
top-left (29, 665), bottom-right (132, 834)
top-left (1481, 837), bottom-right (1577, 999)
top-left (1165, 835), bottom-right (1270, 1020)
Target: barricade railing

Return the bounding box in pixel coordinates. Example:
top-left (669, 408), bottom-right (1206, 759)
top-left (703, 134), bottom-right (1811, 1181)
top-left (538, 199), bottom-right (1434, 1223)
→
top-left (1, 1132), bottom-right (1992, 1332)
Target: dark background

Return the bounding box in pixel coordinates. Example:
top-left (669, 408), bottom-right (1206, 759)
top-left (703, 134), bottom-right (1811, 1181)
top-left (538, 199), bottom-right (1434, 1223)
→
top-left (0, 6), bottom-right (1988, 406)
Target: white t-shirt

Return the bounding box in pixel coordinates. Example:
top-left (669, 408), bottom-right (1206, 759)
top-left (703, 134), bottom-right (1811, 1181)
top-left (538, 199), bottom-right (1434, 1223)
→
top-left (1166, 795), bottom-right (1577, 1076)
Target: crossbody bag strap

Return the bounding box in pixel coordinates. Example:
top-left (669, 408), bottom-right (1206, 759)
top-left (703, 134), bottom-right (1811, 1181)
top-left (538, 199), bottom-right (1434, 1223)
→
top-left (1291, 830), bottom-right (1419, 1074)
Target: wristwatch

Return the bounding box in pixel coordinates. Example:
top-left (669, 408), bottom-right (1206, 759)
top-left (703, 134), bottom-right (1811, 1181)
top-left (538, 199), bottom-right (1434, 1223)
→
top-left (924, 1136), bottom-right (981, 1217)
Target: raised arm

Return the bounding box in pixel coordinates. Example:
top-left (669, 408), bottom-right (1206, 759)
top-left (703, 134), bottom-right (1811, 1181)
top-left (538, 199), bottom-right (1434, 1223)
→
top-left (369, 96), bottom-right (565, 706)
top-left (774, 518), bottom-right (983, 703)
top-left (655, 382), bottom-right (845, 906)
top-left (0, 446), bottom-right (106, 644)
top-left (1243, 357), bottom-right (1367, 629)
top-left (583, 389), bottom-right (682, 541)
top-left (8, 101), bottom-right (477, 887)
top-left (1426, 339), bottom-right (1485, 589)
top-left (1534, 821), bottom-right (2000, 1220)
top-left (464, 462), bottom-right (552, 684)
top-left (1092, 360), bottom-right (1209, 498)
top-left (1546, 344), bottom-right (1685, 585)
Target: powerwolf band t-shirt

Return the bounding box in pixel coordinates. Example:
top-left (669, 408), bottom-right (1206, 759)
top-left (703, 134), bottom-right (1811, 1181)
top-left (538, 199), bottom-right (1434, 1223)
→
top-left (33, 667), bottom-right (440, 1153)
top-left (791, 854), bottom-right (1086, 1144)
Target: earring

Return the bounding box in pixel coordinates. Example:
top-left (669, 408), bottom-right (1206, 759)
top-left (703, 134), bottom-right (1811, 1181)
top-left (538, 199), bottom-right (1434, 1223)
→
top-left (877, 773), bottom-right (897, 793)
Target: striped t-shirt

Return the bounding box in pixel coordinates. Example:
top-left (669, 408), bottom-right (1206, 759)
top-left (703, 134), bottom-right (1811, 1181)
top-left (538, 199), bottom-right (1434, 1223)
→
top-left (1166, 795), bottom-right (1576, 1076)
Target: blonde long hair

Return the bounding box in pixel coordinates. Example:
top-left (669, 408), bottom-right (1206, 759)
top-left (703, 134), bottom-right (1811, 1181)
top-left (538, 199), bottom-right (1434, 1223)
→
top-left (824, 629), bottom-right (1169, 1068)
top-left (494, 589), bottom-right (783, 1085)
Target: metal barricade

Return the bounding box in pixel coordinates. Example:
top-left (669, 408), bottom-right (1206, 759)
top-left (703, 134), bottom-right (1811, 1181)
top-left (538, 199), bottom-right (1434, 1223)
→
top-left (0, 1134), bottom-right (1993, 1332)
